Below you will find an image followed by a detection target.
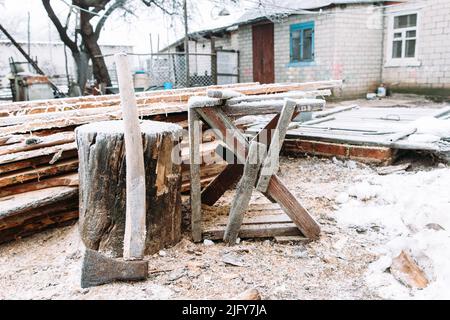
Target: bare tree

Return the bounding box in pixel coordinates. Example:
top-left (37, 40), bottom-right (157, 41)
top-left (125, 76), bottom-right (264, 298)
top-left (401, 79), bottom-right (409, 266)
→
top-left (42, 0), bottom-right (182, 92)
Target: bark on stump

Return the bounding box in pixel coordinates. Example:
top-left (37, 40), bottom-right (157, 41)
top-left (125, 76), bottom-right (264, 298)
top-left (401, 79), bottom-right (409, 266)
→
top-left (76, 120), bottom-right (183, 257)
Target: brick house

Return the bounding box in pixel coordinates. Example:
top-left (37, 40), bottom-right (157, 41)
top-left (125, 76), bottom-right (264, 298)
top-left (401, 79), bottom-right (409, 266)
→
top-left (236, 0), bottom-right (450, 97)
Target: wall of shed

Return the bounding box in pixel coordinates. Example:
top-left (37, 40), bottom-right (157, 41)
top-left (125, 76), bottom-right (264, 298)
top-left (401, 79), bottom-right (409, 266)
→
top-left (382, 0), bottom-right (450, 93)
top-left (238, 4), bottom-right (385, 97)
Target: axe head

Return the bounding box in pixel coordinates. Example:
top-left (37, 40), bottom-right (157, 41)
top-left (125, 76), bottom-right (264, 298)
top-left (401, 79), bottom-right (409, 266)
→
top-left (81, 249), bottom-right (148, 288)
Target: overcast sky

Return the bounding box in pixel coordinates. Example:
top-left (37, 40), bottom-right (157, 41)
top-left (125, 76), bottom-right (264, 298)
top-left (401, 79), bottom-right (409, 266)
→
top-left (0, 0), bottom-right (255, 52)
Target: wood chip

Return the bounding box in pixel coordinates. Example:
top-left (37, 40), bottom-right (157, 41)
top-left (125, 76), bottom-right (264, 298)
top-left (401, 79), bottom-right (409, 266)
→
top-left (390, 251), bottom-right (429, 289)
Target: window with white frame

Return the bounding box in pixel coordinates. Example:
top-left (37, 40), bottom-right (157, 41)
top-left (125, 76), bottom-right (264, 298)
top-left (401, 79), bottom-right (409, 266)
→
top-left (391, 13), bottom-right (417, 59)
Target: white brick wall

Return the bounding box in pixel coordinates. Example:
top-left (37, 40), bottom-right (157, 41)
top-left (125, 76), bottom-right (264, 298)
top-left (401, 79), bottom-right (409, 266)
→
top-left (238, 24), bottom-right (254, 83)
top-left (382, 0), bottom-right (450, 91)
top-left (238, 4), bottom-right (384, 97)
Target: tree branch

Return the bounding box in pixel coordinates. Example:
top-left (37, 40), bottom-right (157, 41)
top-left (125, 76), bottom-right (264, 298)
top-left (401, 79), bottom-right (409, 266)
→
top-left (42, 0), bottom-right (79, 53)
top-left (141, 0), bottom-right (177, 16)
top-left (94, 0), bottom-right (127, 40)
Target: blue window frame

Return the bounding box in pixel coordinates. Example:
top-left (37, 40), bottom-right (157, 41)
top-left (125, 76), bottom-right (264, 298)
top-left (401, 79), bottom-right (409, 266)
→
top-left (290, 21), bottom-right (315, 64)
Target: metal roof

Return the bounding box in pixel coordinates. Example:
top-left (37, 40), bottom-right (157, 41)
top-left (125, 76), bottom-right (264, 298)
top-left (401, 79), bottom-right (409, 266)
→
top-left (236, 0), bottom-right (388, 25)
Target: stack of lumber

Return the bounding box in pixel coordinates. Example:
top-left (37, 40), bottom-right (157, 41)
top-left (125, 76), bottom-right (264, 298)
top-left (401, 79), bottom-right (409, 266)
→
top-left (0, 80), bottom-right (342, 243)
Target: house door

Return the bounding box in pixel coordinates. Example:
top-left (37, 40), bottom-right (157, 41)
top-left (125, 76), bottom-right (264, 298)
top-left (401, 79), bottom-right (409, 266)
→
top-left (252, 23), bottom-right (275, 84)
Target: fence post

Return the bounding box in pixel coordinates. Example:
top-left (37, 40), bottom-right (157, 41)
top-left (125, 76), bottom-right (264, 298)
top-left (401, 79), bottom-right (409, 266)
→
top-left (211, 37), bottom-right (218, 85)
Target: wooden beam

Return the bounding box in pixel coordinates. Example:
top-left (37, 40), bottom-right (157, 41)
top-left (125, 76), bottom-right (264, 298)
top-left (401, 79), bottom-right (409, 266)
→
top-left (0, 159), bottom-right (78, 188)
top-left (223, 141), bottom-right (265, 245)
top-left (188, 108), bottom-right (203, 242)
top-left (264, 175), bottom-right (320, 240)
top-left (257, 99), bottom-right (296, 193)
top-left (222, 99), bottom-right (325, 118)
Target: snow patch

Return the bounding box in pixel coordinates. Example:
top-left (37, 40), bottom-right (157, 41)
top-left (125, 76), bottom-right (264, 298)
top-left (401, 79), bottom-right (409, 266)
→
top-left (335, 168), bottom-right (450, 299)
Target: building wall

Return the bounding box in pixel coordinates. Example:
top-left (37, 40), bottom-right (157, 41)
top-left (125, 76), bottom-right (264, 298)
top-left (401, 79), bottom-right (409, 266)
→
top-left (382, 0), bottom-right (450, 92)
top-left (215, 30), bottom-right (239, 51)
top-left (160, 33), bottom-right (239, 78)
top-left (238, 24), bottom-right (253, 83)
top-left (239, 4), bottom-right (385, 97)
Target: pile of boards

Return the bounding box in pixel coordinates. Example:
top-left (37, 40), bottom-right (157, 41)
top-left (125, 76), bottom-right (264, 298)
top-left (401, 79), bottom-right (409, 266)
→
top-left (0, 80), bottom-right (342, 243)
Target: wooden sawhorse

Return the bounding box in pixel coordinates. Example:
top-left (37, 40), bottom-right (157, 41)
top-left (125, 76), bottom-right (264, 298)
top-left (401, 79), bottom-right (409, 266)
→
top-left (189, 92), bottom-right (324, 244)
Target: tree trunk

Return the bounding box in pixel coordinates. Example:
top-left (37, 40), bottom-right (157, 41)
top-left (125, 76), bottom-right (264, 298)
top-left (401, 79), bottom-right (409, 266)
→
top-left (73, 51), bottom-right (90, 92)
top-left (80, 10), bottom-right (112, 87)
top-left (76, 120), bottom-right (184, 258)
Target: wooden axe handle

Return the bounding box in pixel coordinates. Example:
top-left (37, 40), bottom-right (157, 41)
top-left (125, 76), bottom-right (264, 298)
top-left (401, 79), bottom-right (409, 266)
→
top-left (115, 53), bottom-right (146, 261)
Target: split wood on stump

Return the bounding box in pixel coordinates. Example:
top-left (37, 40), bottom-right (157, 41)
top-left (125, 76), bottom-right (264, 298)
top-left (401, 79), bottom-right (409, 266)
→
top-left (76, 120), bottom-right (184, 258)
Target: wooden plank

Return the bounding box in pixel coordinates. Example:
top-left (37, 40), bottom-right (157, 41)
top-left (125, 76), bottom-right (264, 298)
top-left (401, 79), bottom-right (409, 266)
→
top-left (196, 107), bottom-right (249, 163)
top-left (0, 142), bottom-right (76, 166)
top-left (216, 213), bottom-right (290, 226)
top-left (189, 108), bottom-right (203, 242)
top-left (0, 210), bottom-right (78, 244)
top-left (0, 173), bottom-right (78, 198)
top-left (224, 142), bottom-right (265, 245)
top-left (203, 223), bottom-right (301, 240)
top-left (257, 99), bottom-right (296, 193)
top-left (0, 186), bottom-right (78, 220)
top-left (0, 82), bottom-right (259, 116)
top-left (0, 132), bottom-right (74, 156)
top-left (226, 90), bottom-right (332, 106)
top-left (221, 99), bottom-right (325, 117)
top-left (0, 159), bottom-right (79, 188)
top-left (200, 164), bottom-right (243, 205)
top-left (0, 196), bottom-right (78, 231)
top-left (274, 235), bottom-right (310, 243)
top-left (264, 175), bottom-right (320, 240)
top-left (0, 149), bottom-right (77, 174)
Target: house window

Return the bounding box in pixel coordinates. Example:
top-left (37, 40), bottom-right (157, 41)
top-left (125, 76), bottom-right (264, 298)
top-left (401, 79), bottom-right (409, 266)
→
top-left (392, 13), bottom-right (417, 59)
top-left (290, 22), bottom-right (315, 63)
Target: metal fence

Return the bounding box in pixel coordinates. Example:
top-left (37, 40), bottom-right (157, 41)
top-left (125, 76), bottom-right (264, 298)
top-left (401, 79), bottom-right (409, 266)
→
top-left (107, 51), bottom-right (239, 90)
top-left (0, 51), bottom-right (240, 100)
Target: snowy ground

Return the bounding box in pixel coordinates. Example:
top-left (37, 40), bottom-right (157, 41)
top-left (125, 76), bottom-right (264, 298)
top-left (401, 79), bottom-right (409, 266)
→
top-left (335, 166), bottom-right (450, 299)
top-left (0, 155), bottom-right (448, 300)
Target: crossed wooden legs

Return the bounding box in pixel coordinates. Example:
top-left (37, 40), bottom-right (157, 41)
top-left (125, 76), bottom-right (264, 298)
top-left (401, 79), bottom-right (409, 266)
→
top-left (189, 101), bottom-right (321, 244)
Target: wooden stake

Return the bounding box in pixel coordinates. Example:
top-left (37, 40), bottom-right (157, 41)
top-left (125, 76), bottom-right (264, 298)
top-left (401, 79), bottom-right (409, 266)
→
top-left (115, 53), bottom-right (146, 261)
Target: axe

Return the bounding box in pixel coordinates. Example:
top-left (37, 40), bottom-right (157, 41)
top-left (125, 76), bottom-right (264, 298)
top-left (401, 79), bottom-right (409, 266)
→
top-left (81, 53), bottom-right (148, 288)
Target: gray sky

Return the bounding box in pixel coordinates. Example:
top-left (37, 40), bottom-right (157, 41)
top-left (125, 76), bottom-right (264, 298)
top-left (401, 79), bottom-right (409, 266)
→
top-left (0, 0), bottom-right (254, 52)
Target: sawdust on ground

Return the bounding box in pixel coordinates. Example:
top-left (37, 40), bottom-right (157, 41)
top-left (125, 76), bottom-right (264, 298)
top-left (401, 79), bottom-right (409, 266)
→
top-left (0, 156), bottom-right (399, 300)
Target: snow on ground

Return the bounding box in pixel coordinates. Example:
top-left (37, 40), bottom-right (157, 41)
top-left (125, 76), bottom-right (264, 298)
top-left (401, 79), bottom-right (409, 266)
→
top-left (335, 168), bottom-right (450, 299)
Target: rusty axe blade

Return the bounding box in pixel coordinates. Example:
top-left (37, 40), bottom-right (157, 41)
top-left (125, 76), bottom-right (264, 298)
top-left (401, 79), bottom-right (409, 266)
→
top-left (81, 249), bottom-right (148, 288)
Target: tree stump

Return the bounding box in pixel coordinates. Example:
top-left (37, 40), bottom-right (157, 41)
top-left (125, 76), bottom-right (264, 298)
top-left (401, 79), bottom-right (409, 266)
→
top-left (76, 120), bottom-right (183, 257)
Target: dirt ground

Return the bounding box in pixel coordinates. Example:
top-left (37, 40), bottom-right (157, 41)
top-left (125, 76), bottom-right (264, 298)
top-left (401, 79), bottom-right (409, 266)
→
top-left (0, 94), bottom-right (447, 300)
top-left (2, 154), bottom-right (438, 300)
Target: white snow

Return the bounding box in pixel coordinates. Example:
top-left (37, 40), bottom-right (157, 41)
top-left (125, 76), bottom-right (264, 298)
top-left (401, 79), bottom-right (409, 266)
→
top-left (335, 168), bottom-right (450, 299)
top-left (402, 117), bottom-right (450, 144)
